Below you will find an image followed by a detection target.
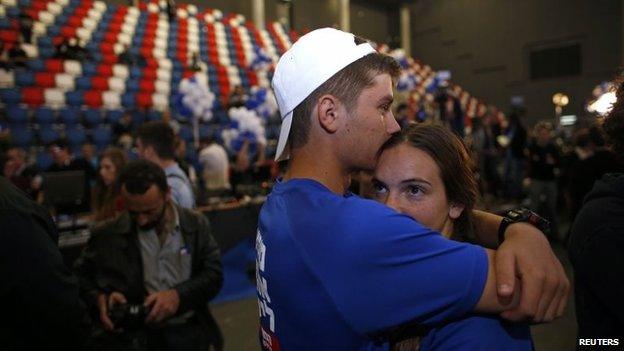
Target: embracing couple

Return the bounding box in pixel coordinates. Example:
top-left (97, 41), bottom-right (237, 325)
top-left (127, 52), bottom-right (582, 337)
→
top-left (256, 28), bottom-right (569, 350)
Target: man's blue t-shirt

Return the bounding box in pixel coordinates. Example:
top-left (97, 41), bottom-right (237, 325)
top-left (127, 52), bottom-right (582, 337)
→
top-left (256, 178), bottom-right (527, 350)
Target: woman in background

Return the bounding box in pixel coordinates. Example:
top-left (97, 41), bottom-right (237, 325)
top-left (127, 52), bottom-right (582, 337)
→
top-left (373, 123), bottom-right (532, 350)
top-left (92, 147), bottom-right (127, 223)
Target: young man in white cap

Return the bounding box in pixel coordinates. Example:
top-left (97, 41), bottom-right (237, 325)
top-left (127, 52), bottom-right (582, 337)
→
top-left (256, 27), bottom-right (569, 350)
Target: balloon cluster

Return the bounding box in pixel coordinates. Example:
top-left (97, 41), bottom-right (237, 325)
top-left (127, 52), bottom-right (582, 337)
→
top-left (173, 75), bottom-right (216, 123)
top-left (245, 86), bottom-right (279, 120)
top-left (221, 107), bottom-right (267, 155)
top-left (397, 70), bottom-right (420, 92)
top-left (389, 49), bottom-right (411, 70)
top-left (250, 47), bottom-right (273, 72)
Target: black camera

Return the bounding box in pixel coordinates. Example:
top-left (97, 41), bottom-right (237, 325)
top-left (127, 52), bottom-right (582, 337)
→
top-left (108, 304), bottom-right (149, 331)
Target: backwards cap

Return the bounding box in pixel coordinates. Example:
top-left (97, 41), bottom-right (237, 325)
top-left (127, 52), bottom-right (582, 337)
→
top-left (271, 27), bottom-right (376, 161)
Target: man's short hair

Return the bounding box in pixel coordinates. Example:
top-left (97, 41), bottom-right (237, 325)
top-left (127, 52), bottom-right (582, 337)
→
top-left (118, 159), bottom-right (169, 195)
top-left (289, 49), bottom-right (401, 150)
top-left (136, 121), bottom-right (176, 160)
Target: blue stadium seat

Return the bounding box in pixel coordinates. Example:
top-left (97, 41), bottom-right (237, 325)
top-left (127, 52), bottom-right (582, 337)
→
top-left (36, 152), bottom-right (53, 170)
top-left (82, 62), bottom-right (97, 76)
top-left (92, 127), bottom-right (111, 150)
top-left (39, 128), bottom-right (60, 144)
top-left (146, 110), bottom-right (161, 121)
top-left (27, 58), bottom-right (45, 71)
top-left (0, 89), bottom-right (21, 105)
top-left (129, 66), bottom-right (142, 79)
top-left (0, 17), bottom-right (11, 30)
top-left (36, 36), bottom-right (53, 49)
top-left (66, 90), bottom-right (84, 107)
top-left (83, 108), bottom-right (102, 127)
top-left (121, 93), bottom-right (136, 109)
top-left (75, 76), bottom-right (92, 90)
top-left (66, 127), bottom-right (86, 147)
top-left (131, 110), bottom-right (145, 128)
top-left (125, 79), bottom-right (140, 92)
top-left (34, 107), bottom-right (55, 125)
top-left (6, 105), bottom-right (29, 125)
top-left (59, 107), bottom-right (81, 126)
top-left (38, 47), bottom-right (55, 59)
top-left (46, 25), bottom-right (60, 37)
top-left (105, 109), bottom-right (124, 124)
top-left (10, 127), bottom-right (33, 147)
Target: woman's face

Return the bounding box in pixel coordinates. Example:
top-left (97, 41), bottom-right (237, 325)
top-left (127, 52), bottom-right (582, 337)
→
top-left (99, 157), bottom-right (117, 187)
top-left (372, 143), bottom-right (463, 236)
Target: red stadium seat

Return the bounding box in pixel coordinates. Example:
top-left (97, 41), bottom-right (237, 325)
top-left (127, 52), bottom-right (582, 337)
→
top-left (35, 72), bottom-right (56, 88)
top-left (135, 92), bottom-right (152, 108)
top-left (61, 27), bottom-right (77, 39)
top-left (0, 30), bottom-right (18, 43)
top-left (45, 59), bottom-right (64, 73)
top-left (83, 90), bottom-right (103, 107)
top-left (101, 54), bottom-right (117, 64)
top-left (96, 64), bottom-right (113, 77)
top-left (99, 42), bottom-right (114, 54)
top-left (22, 87), bottom-right (44, 106)
top-left (91, 76), bottom-right (109, 90)
top-left (141, 69), bottom-right (156, 81)
top-left (139, 79), bottom-right (155, 92)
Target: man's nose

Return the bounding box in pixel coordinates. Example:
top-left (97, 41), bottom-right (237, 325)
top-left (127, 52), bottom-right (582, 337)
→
top-left (385, 111), bottom-right (401, 134)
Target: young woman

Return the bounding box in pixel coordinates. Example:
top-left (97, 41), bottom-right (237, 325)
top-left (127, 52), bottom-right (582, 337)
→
top-left (92, 147), bottom-right (127, 222)
top-left (373, 123), bottom-right (533, 350)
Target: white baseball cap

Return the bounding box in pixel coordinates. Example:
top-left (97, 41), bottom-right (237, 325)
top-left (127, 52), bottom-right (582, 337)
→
top-left (271, 27), bottom-right (377, 161)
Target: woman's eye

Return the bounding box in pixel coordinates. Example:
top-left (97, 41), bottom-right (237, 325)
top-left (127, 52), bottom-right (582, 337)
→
top-left (407, 185), bottom-right (422, 196)
top-left (372, 182), bottom-right (387, 193)
top-left (379, 104), bottom-right (390, 112)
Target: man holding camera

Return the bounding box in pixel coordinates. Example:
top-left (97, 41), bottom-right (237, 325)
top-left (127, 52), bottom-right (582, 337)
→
top-left (75, 160), bottom-right (223, 351)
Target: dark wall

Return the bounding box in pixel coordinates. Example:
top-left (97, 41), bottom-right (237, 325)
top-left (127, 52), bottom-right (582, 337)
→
top-left (409, 0), bottom-right (622, 124)
top-left (351, 1), bottom-right (399, 46)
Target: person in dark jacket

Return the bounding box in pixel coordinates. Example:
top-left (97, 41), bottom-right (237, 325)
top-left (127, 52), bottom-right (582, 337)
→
top-left (569, 75), bottom-right (624, 340)
top-left (0, 176), bottom-right (88, 351)
top-left (503, 112), bottom-right (527, 201)
top-left (74, 160), bottom-right (224, 351)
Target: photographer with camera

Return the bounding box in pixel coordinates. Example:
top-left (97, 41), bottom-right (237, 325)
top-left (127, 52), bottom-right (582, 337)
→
top-left (75, 160), bottom-right (224, 351)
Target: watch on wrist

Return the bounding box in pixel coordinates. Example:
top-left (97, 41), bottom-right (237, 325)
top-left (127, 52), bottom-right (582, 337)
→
top-left (497, 208), bottom-right (551, 244)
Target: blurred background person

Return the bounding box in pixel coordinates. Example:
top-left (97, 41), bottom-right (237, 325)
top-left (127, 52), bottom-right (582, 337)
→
top-left (92, 147), bottom-right (128, 223)
top-left (198, 135), bottom-right (231, 199)
top-left (527, 121), bottom-right (560, 240)
top-left (3, 146), bottom-right (41, 200)
top-left (503, 112), bottom-right (528, 201)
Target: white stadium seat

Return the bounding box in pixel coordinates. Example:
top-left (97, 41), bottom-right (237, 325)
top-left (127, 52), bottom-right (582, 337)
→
top-left (112, 64), bottom-right (129, 80)
top-left (64, 60), bottom-right (82, 76)
top-left (108, 77), bottom-right (125, 93)
top-left (103, 91), bottom-right (121, 109)
top-left (55, 73), bottom-right (75, 91)
top-left (0, 69), bottom-right (14, 88)
top-left (45, 89), bottom-right (66, 108)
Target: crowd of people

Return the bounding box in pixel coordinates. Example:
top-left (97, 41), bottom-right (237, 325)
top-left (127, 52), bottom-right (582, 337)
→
top-left (1, 25), bottom-right (623, 351)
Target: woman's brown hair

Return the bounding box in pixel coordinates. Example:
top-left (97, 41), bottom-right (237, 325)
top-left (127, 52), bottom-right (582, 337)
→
top-left (93, 147), bottom-right (128, 222)
top-left (379, 123), bottom-right (478, 239)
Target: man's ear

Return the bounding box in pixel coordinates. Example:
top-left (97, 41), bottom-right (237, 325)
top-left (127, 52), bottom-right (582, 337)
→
top-left (316, 94), bottom-right (341, 134)
top-left (449, 202), bottom-right (465, 220)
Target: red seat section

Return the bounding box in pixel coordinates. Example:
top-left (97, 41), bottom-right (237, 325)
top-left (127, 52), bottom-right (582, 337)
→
top-left (84, 90), bottom-right (103, 107)
top-left (22, 87), bottom-right (44, 106)
top-left (35, 72), bottom-right (56, 87)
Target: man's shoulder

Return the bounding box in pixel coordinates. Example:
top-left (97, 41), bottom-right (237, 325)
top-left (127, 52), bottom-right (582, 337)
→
top-left (91, 212), bottom-right (132, 237)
